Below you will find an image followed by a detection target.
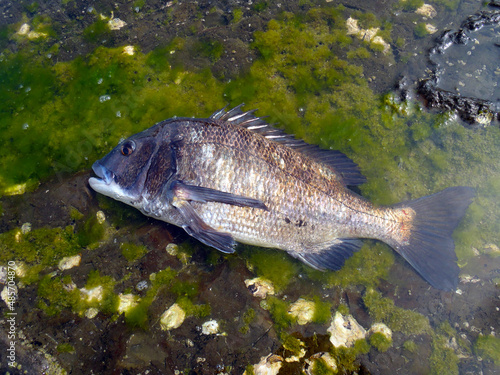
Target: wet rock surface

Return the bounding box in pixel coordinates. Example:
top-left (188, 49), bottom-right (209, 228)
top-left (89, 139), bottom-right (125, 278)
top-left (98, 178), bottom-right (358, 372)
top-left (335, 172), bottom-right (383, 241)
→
top-left (0, 173), bottom-right (498, 374)
top-left (417, 4), bottom-right (500, 126)
top-left (0, 1), bottom-right (499, 374)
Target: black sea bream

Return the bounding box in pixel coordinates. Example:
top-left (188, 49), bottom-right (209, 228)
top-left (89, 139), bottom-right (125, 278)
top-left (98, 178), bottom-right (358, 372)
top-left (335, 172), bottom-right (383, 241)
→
top-left (89, 105), bottom-right (475, 290)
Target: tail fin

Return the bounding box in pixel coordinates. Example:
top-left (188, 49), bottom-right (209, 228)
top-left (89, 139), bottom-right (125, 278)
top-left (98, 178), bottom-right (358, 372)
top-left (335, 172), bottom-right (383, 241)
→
top-left (392, 186), bottom-right (475, 291)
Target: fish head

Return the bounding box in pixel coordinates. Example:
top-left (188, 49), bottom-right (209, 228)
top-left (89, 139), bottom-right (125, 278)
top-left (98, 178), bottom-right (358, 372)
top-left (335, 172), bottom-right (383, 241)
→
top-left (89, 125), bottom-right (169, 206)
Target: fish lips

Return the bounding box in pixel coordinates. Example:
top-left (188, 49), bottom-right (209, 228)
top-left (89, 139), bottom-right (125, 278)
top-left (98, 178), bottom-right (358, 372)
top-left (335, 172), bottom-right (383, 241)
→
top-left (89, 161), bottom-right (114, 186)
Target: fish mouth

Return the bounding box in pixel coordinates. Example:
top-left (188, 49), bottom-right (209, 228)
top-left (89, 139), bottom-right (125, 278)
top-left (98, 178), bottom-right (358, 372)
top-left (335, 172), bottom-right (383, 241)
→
top-left (88, 161), bottom-right (137, 204)
top-left (90, 161), bottom-right (115, 185)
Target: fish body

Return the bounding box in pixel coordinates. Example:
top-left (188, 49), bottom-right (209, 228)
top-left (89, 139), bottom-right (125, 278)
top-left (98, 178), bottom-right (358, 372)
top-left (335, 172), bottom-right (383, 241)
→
top-left (89, 105), bottom-right (474, 290)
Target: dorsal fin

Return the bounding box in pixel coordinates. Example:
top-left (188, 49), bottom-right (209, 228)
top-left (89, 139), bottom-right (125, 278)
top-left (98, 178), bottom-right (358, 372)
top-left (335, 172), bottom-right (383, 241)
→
top-left (210, 105), bottom-right (366, 186)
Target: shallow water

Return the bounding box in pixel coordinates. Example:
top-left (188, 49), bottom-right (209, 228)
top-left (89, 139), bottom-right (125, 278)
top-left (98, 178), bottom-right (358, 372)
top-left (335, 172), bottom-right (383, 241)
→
top-left (0, 1), bottom-right (499, 374)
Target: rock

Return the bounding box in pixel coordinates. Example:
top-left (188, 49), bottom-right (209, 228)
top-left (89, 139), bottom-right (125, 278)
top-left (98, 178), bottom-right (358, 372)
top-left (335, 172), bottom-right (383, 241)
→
top-left (160, 303), bottom-right (186, 330)
top-left (345, 17), bottom-right (391, 54)
top-left (369, 322), bottom-right (392, 339)
top-left (96, 210), bottom-right (106, 224)
top-left (117, 293), bottom-right (139, 314)
top-left (327, 311), bottom-right (367, 348)
top-left (123, 46), bottom-right (135, 56)
top-left (416, 4), bottom-right (437, 19)
top-left (21, 222), bottom-right (32, 234)
top-left (245, 277), bottom-right (275, 299)
top-left (425, 24), bottom-right (438, 34)
top-left (419, 8), bottom-right (500, 125)
top-left (108, 18), bottom-right (127, 30)
top-left (85, 307), bottom-right (99, 319)
top-left (80, 286), bottom-right (104, 302)
top-left (288, 298), bottom-right (315, 325)
top-left (304, 352), bottom-right (337, 375)
top-left (201, 319), bottom-right (219, 335)
top-left (245, 354), bottom-right (283, 375)
top-left (58, 254), bottom-right (81, 271)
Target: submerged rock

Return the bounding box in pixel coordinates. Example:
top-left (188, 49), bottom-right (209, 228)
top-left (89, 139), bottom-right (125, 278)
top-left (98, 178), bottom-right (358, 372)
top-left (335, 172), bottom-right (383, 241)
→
top-left (201, 319), bottom-right (219, 335)
top-left (346, 17), bottom-right (391, 54)
top-left (416, 4), bottom-right (437, 19)
top-left (419, 7), bottom-right (500, 125)
top-left (244, 354), bottom-right (283, 375)
top-left (304, 352), bottom-right (338, 375)
top-left (160, 303), bottom-right (186, 330)
top-left (327, 311), bottom-right (367, 348)
top-left (245, 277), bottom-right (275, 299)
top-left (58, 254), bottom-right (81, 271)
top-left (117, 293), bottom-right (139, 314)
top-left (288, 298), bottom-right (315, 325)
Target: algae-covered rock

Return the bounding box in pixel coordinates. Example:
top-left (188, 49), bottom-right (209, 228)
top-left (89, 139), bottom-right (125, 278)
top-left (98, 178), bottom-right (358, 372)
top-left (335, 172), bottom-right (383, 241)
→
top-left (304, 352), bottom-right (338, 375)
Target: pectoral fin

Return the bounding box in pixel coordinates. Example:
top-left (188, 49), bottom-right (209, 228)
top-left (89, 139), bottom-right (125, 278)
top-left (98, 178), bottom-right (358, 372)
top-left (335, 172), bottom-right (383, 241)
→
top-left (172, 197), bottom-right (236, 254)
top-left (171, 180), bottom-right (268, 210)
top-left (289, 239), bottom-right (363, 271)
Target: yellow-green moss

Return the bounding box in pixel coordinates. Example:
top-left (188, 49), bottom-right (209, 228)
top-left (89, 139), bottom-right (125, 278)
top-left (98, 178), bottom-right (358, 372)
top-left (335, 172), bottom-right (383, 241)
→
top-left (56, 343), bottom-right (75, 353)
top-left (77, 214), bottom-right (106, 248)
top-left (363, 289), bottom-right (431, 335)
top-left (474, 335), bottom-right (500, 366)
top-left (0, 226), bottom-right (81, 284)
top-left (370, 332), bottom-right (392, 352)
top-left (239, 308), bottom-right (256, 334)
top-left (120, 242), bottom-right (148, 262)
top-left (312, 296), bottom-right (332, 324)
top-left (244, 246), bottom-right (299, 291)
top-left (37, 275), bottom-right (80, 316)
top-left (403, 340), bottom-right (418, 353)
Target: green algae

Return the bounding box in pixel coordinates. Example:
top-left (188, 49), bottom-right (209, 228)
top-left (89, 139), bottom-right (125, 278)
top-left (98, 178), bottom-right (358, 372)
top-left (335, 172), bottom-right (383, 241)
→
top-left (244, 246), bottom-right (299, 291)
top-left (80, 270), bottom-right (119, 314)
top-left (125, 267), bottom-right (177, 328)
top-left (83, 18), bottom-right (111, 43)
top-left (37, 275), bottom-right (80, 316)
top-left (414, 23), bottom-right (429, 38)
top-left (403, 339), bottom-right (418, 353)
top-left (176, 296), bottom-right (211, 319)
top-left (0, 226), bottom-right (80, 284)
top-left (311, 296), bottom-right (332, 324)
top-left (239, 308), bottom-right (256, 334)
top-left (194, 38), bottom-right (224, 62)
top-left (363, 289), bottom-right (431, 335)
top-left (369, 332), bottom-right (392, 352)
top-left (56, 343), bottom-right (75, 354)
top-left (120, 242), bottom-right (148, 262)
top-left (77, 213), bottom-right (107, 248)
top-left (261, 296), bottom-right (294, 332)
top-left (474, 335), bottom-right (500, 366)
top-left (430, 334), bottom-right (459, 375)
top-left (305, 243), bottom-right (394, 289)
top-left (331, 340), bottom-right (371, 373)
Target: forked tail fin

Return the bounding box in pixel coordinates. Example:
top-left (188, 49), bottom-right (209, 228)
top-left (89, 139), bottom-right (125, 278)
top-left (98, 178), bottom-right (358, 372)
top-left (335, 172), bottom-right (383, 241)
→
top-left (391, 186), bottom-right (475, 291)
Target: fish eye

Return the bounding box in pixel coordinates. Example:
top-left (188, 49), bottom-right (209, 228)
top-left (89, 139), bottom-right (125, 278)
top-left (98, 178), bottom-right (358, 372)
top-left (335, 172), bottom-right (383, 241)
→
top-left (121, 140), bottom-right (136, 156)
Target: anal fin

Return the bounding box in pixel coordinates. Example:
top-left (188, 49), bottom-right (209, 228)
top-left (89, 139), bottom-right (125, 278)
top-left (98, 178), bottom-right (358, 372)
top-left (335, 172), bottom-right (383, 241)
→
top-left (289, 239), bottom-right (363, 271)
top-left (172, 197), bottom-right (236, 254)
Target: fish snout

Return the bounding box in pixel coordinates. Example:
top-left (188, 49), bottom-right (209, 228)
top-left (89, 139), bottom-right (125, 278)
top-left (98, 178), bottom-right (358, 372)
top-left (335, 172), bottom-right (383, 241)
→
top-left (91, 161), bottom-right (115, 185)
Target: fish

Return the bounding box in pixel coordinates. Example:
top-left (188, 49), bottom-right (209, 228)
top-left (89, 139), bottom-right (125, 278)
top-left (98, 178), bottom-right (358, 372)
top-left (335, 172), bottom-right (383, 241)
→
top-left (89, 105), bottom-right (475, 291)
